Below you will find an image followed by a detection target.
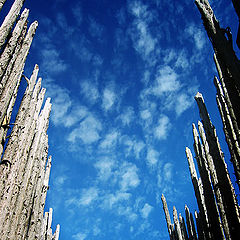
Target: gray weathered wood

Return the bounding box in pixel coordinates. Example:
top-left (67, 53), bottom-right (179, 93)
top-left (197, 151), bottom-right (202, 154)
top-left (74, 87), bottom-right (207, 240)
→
top-left (195, 92), bottom-right (240, 238)
top-left (0, 0), bottom-right (25, 49)
top-left (192, 123), bottom-right (225, 239)
top-left (0, 20), bottom-right (38, 126)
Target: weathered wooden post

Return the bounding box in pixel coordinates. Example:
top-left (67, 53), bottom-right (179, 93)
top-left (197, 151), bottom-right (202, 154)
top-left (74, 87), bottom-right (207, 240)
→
top-left (0, 1), bottom-right (60, 239)
top-left (195, 92), bottom-right (240, 238)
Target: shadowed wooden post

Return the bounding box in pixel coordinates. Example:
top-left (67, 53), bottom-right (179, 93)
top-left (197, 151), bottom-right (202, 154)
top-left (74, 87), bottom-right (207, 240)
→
top-left (179, 213), bottom-right (188, 240)
top-left (173, 207), bottom-right (183, 240)
top-left (213, 53), bottom-right (240, 139)
top-left (195, 92), bottom-right (240, 238)
top-left (185, 147), bottom-right (209, 239)
top-left (195, 0), bottom-right (240, 130)
top-left (192, 123), bottom-right (225, 239)
top-left (185, 205), bottom-right (197, 240)
top-left (214, 76), bottom-right (240, 188)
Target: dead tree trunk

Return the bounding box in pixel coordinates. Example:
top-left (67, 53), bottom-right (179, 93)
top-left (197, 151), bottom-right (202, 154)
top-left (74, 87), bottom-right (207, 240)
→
top-left (192, 123), bottom-right (225, 239)
top-left (0, 0), bottom-right (25, 49)
top-left (0, 2), bottom-right (60, 239)
top-left (195, 0), bottom-right (240, 127)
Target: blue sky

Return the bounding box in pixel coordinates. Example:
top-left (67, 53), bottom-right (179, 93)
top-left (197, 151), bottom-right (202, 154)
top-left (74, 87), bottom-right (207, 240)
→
top-left (3, 0), bottom-right (240, 239)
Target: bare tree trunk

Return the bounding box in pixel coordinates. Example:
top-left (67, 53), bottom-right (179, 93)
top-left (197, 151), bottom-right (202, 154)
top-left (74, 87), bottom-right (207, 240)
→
top-left (0, 8), bottom-right (29, 83)
top-left (214, 76), bottom-right (240, 188)
top-left (185, 147), bottom-right (209, 239)
top-left (192, 123), bottom-right (225, 239)
top-left (0, 20), bottom-right (38, 126)
top-left (173, 207), bottom-right (183, 240)
top-left (185, 205), bottom-right (197, 240)
top-left (0, 0), bottom-right (25, 49)
top-left (161, 194), bottom-right (175, 240)
top-left (179, 213), bottom-right (189, 240)
top-left (26, 156), bottom-right (52, 240)
top-left (198, 121), bottom-right (231, 239)
top-left (0, 0), bottom-right (7, 12)
top-left (195, 92), bottom-right (240, 238)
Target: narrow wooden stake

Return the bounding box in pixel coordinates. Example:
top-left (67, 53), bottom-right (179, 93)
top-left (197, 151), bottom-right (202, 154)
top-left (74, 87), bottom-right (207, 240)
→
top-left (185, 147), bottom-right (209, 239)
top-left (173, 207), bottom-right (183, 240)
top-left (0, 20), bottom-right (38, 126)
top-left (195, 92), bottom-right (240, 238)
top-left (185, 205), bottom-right (197, 240)
top-left (0, 0), bottom-right (26, 49)
top-left (192, 123), bottom-right (225, 239)
top-left (161, 194), bottom-right (175, 239)
top-left (0, 0), bottom-right (7, 12)
top-left (0, 8), bottom-right (29, 83)
top-left (214, 76), bottom-right (240, 188)
top-left (179, 213), bottom-right (188, 240)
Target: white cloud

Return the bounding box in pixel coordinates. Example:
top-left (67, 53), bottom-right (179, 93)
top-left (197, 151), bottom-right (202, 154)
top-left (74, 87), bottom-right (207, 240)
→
top-left (140, 109), bottom-right (151, 120)
top-left (99, 130), bottom-right (119, 149)
top-left (128, 1), bottom-right (157, 60)
top-left (72, 2), bottom-right (82, 26)
top-left (79, 187), bottom-right (99, 206)
top-left (70, 35), bottom-right (93, 62)
top-left (102, 87), bottom-right (116, 111)
top-left (41, 47), bottom-right (67, 74)
top-left (146, 148), bottom-right (159, 166)
top-left (45, 81), bottom-right (72, 126)
top-left (154, 115), bottom-right (171, 140)
top-left (94, 158), bottom-right (115, 181)
top-left (175, 93), bottom-right (193, 116)
top-left (152, 66), bottom-right (180, 96)
top-left (141, 203), bottom-right (153, 219)
top-left (54, 175), bottom-right (67, 189)
top-left (102, 191), bottom-right (131, 209)
top-left (64, 105), bottom-right (88, 127)
top-left (133, 140), bottom-right (145, 159)
top-left (80, 80), bottom-right (99, 104)
top-left (73, 232), bottom-right (87, 240)
top-left (88, 17), bottom-right (104, 39)
top-left (119, 163), bottom-right (140, 191)
top-left (119, 107), bottom-right (135, 126)
top-left (117, 206), bottom-right (138, 222)
top-left (67, 115), bottom-right (102, 144)
top-left (185, 24), bottom-right (206, 50)
top-left (163, 163), bottom-right (173, 182)
top-left (56, 12), bottom-right (74, 37)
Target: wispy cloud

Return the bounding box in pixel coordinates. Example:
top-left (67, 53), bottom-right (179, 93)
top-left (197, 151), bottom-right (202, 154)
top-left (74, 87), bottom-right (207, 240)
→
top-left (141, 203), bottom-right (153, 219)
top-left (99, 130), bottom-right (119, 149)
top-left (78, 187), bottom-right (99, 206)
top-left (152, 66), bottom-right (180, 96)
top-left (119, 162), bottom-right (140, 191)
top-left (72, 2), bottom-right (83, 26)
top-left (67, 115), bottom-right (102, 144)
top-left (128, 1), bottom-right (157, 60)
top-left (41, 47), bottom-right (67, 74)
top-left (73, 232), bottom-right (87, 240)
top-left (88, 17), bottom-right (104, 40)
top-left (118, 106), bottom-right (135, 126)
top-left (146, 147), bottom-right (159, 167)
top-left (185, 23), bottom-right (206, 50)
top-left (80, 80), bottom-right (100, 105)
top-left (154, 115), bottom-right (171, 140)
top-left (102, 87), bottom-right (117, 111)
top-left (94, 158), bottom-right (115, 182)
top-left (163, 162), bottom-right (173, 182)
